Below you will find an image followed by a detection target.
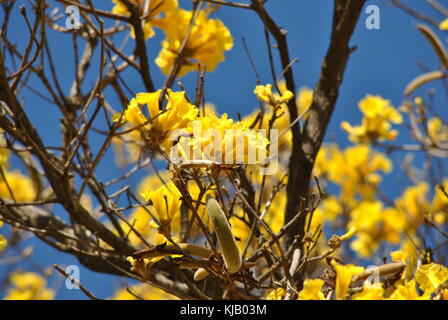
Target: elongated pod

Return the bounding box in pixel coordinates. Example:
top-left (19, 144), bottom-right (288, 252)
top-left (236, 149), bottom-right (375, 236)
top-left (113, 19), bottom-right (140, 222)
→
top-left (194, 268), bottom-right (210, 281)
top-left (404, 70), bottom-right (445, 96)
top-left (134, 243), bottom-right (212, 260)
top-left (417, 24), bottom-right (448, 69)
top-left (206, 198), bottom-right (242, 273)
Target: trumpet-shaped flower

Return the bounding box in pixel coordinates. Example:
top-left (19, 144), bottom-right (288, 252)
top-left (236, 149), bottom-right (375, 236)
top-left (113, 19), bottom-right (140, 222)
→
top-left (113, 283), bottom-right (177, 300)
top-left (111, 0), bottom-right (178, 39)
top-left (331, 261), bottom-right (364, 300)
top-left (414, 263), bottom-right (448, 295)
top-left (244, 85), bottom-right (313, 155)
top-left (298, 279), bottom-right (326, 300)
top-left (254, 84), bottom-right (293, 106)
top-left (321, 144), bottom-right (392, 201)
top-left (116, 90), bottom-right (198, 152)
top-left (141, 181), bottom-right (182, 236)
top-left (155, 9), bottom-right (233, 77)
top-left (389, 280), bottom-right (430, 300)
top-left (266, 288), bottom-right (286, 300)
top-left (352, 286), bottom-right (384, 300)
top-left (341, 94), bottom-right (402, 143)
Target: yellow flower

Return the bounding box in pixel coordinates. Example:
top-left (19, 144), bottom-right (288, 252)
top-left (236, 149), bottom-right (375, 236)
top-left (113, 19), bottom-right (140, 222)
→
top-left (414, 263), bottom-right (448, 295)
top-left (111, 0), bottom-right (178, 39)
top-left (439, 18), bottom-right (448, 30)
top-left (348, 201), bottom-right (407, 258)
top-left (155, 9), bottom-right (233, 77)
top-left (141, 181), bottom-right (182, 236)
top-left (431, 180), bottom-right (448, 224)
top-left (254, 84), bottom-right (293, 106)
top-left (297, 87), bottom-right (313, 115)
top-left (389, 280), bottom-right (430, 300)
top-left (395, 182), bottom-right (429, 223)
top-left (331, 261), bottom-right (364, 300)
top-left (428, 117), bottom-right (448, 144)
top-left (321, 144), bottom-right (392, 202)
top-left (298, 279), bottom-right (326, 300)
top-left (174, 112), bottom-right (269, 167)
top-left (314, 196), bottom-right (342, 222)
top-left (0, 171), bottom-right (36, 202)
top-left (117, 90), bottom-right (198, 152)
top-left (266, 288), bottom-right (286, 300)
top-left (243, 84), bottom-right (313, 154)
top-left (341, 94), bottom-right (402, 143)
top-left (352, 285), bottom-right (384, 300)
top-left (4, 272), bottom-right (54, 300)
top-left (0, 220), bottom-right (6, 251)
top-left (390, 250), bottom-right (408, 264)
top-left (113, 283), bottom-right (177, 300)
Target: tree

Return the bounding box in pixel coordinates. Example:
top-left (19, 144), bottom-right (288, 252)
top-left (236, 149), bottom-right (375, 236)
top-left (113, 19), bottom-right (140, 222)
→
top-left (0, 0), bottom-right (447, 300)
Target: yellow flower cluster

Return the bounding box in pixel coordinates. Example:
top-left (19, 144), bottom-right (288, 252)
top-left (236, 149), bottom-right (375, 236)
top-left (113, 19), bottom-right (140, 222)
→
top-left (140, 180), bottom-right (182, 236)
top-left (155, 8), bottom-right (233, 76)
top-left (297, 259), bottom-right (448, 300)
top-left (115, 89), bottom-right (198, 152)
top-left (348, 201), bottom-right (407, 257)
top-left (245, 84), bottom-right (313, 153)
top-left (0, 135), bottom-right (36, 202)
top-left (111, 0), bottom-right (178, 39)
top-left (395, 180), bottom-right (448, 226)
top-left (254, 84), bottom-right (294, 106)
top-left (316, 144), bottom-right (392, 202)
top-left (175, 112), bottom-right (270, 166)
top-left (341, 94), bottom-right (402, 143)
top-left (3, 272), bottom-right (54, 300)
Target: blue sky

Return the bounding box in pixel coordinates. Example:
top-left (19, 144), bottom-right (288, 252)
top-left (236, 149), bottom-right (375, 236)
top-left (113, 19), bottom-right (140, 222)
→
top-left (0, 0), bottom-right (447, 299)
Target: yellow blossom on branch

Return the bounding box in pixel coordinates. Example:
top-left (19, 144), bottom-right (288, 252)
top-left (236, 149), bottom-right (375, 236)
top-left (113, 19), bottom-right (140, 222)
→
top-left (389, 280), bottom-right (430, 300)
top-left (254, 84), bottom-right (293, 106)
top-left (331, 260), bottom-right (364, 300)
top-left (0, 220), bottom-right (6, 251)
top-left (322, 144), bottom-right (392, 201)
top-left (341, 94), bottom-right (402, 143)
top-left (111, 0), bottom-right (178, 39)
top-left (115, 89), bottom-right (198, 152)
top-left (297, 279), bottom-right (326, 300)
top-left (428, 117), bottom-right (448, 145)
top-left (4, 272), bottom-right (54, 300)
top-left (113, 283), bottom-right (177, 300)
top-left (352, 285), bottom-right (384, 300)
top-left (266, 288), bottom-right (286, 300)
top-left (155, 8), bottom-right (233, 77)
top-left (439, 18), bottom-right (448, 30)
top-left (414, 263), bottom-right (448, 295)
top-left (141, 181), bottom-right (182, 236)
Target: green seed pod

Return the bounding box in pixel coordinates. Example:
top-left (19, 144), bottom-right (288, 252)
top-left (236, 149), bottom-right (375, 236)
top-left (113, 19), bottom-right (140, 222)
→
top-left (194, 268), bottom-right (210, 281)
top-left (206, 198), bottom-right (242, 273)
